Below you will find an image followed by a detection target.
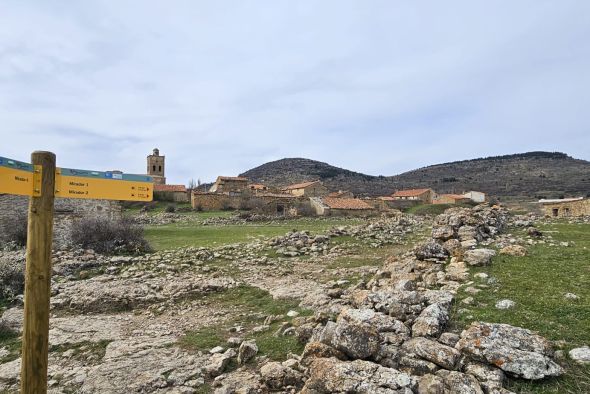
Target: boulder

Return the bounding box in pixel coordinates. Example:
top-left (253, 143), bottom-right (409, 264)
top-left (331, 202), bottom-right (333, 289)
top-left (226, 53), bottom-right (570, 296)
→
top-left (205, 348), bottom-right (236, 377)
top-left (432, 225), bottom-right (455, 241)
top-left (237, 340), bottom-right (258, 365)
top-left (435, 370), bottom-right (484, 394)
top-left (463, 361), bottom-right (505, 388)
top-left (412, 303), bottom-right (449, 338)
top-left (300, 358), bottom-right (417, 393)
top-left (260, 362), bottom-right (303, 390)
top-left (417, 373), bottom-right (445, 393)
top-left (329, 309), bottom-right (382, 359)
top-left (301, 342), bottom-right (347, 364)
top-left (403, 337), bottom-right (461, 370)
top-left (463, 249), bottom-right (496, 266)
top-left (499, 245), bottom-right (527, 257)
top-left (456, 322), bottom-right (562, 380)
top-left (415, 241), bottom-right (449, 261)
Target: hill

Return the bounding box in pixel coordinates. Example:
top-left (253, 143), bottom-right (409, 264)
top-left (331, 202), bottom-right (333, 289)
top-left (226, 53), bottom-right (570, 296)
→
top-left (240, 152), bottom-right (590, 199)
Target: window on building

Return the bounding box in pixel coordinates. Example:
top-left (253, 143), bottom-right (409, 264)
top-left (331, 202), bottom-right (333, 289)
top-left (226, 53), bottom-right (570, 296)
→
top-left (552, 208), bottom-right (559, 217)
top-left (158, 165), bottom-right (162, 172)
top-left (152, 165), bottom-right (156, 172)
top-left (564, 208), bottom-right (570, 216)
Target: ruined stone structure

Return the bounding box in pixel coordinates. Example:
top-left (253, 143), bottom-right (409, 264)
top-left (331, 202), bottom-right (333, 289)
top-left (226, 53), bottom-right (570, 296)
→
top-left (191, 191), bottom-right (301, 216)
top-left (0, 194), bottom-right (122, 247)
top-left (147, 148), bottom-right (166, 185)
top-left (539, 197), bottom-right (590, 217)
top-left (209, 176), bottom-right (249, 195)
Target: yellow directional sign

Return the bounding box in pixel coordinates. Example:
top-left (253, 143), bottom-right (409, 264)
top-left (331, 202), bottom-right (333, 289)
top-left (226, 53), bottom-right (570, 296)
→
top-left (0, 156), bottom-right (42, 197)
top-left (55, 168), bottom-right (153, 201)
top-left (1, 156), bottom-right (153, 201)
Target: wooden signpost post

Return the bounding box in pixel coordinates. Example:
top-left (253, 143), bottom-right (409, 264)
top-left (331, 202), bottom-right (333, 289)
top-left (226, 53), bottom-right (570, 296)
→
top-left (1, 152), bottom-right (153, 394)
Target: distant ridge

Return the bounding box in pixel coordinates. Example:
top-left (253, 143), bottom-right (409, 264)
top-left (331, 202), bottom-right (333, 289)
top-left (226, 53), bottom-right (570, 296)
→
top-left (240, 152), bottom-right (590, 199)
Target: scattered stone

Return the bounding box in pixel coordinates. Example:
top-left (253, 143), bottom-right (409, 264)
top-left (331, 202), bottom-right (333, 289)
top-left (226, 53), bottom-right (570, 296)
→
top-left (495, 299), bottom-right (516, 310)
top-left (463, 249), bottom-right (496, 266)
top-left (564, 293), bottom-right (579, 300)
top-left (569, 346), bottom-right (590, 364)
top-left (237, 340), bottom-right (258, 365)
top-left (499, 245), bottom-right (527, 257)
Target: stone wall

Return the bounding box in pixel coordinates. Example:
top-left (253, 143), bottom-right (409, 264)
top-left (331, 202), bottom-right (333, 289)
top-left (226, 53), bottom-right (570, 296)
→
top-left (0, 194), bottom-right (122, 247)
top-left (191, 193), bottom-right (241, 211)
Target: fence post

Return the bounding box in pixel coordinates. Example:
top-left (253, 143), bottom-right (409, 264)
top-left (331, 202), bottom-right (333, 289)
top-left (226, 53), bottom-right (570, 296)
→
top-left (20, 151), bottom-right (56, 394)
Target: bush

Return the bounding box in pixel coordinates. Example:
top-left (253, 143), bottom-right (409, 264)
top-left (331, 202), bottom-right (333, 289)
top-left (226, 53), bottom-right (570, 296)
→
top-left (69, 217), bottom-right (152, 255)
top-left (165, 204), bottom-right (176, 213)
top-left (194, 204), bottom-right (203, 212)
top-left (221, 200), bottom-right (234, 211)
top-left (0, 213), bottom-right (28, 247)
top-left (0, 256), bottom-right (25, 300)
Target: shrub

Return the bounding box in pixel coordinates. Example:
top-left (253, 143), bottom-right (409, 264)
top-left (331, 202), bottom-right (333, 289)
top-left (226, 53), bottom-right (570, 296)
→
top-left (221, 200), bottom-right (234, 211)
top-left (194, 204), bottom-right (203, 212)
top-left (0, 213), bottom-right (28, 247)
top-left (0, 256), bottom-right (25, 299)
top-left (69, 217), bottom-right (152, 255)
top-left (165, 204), bottom-right (176, 213)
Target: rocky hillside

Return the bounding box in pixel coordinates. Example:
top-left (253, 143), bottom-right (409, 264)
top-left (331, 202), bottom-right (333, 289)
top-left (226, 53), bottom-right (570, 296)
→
top-left (240, 152), bottom-right (590, 199)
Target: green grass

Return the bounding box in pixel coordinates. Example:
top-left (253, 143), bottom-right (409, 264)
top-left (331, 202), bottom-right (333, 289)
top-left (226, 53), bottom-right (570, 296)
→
top-left (179, 285), bottom-right (309, 361)
top-left (145, 218), bottom-right (360, 250)
top-left (49, 340), bottom-right (111, 361)
top-left (453, 223), bottom-right (590, 393)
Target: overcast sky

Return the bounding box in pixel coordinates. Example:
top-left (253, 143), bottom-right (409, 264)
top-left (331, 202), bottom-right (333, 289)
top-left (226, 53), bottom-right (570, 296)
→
top-left (1, 1), bottom-right (589, 184)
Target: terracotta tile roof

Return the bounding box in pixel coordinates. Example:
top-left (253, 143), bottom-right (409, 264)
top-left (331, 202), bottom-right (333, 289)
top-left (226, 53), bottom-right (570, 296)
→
top-left (154, 184), bottom-right (187, 192)
top-left (392, 188), bottom-right (431, 197)
top-left (323, 197), bottom-right (374, 210)
top-left (283, 180), bottom-right (321, 190)
top-left (217, 176), bottom-right (248, 182)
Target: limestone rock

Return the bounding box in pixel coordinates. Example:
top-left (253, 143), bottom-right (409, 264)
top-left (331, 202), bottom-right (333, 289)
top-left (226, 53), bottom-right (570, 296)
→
top-left (206, 348), bottom-right (237, 377)
top-left (403, 337), bottom-right (461, 370)
top-left (301, 342), bottom-right (347, 364)
top-left (569, 346), bottom-right (590, 364)
top-left (418, 373), bottom-right (445, 394)
top-left (260, 362), bottom-right (303, 390)
top-left (456, 322), bottom-right (563, 380)
top-left (436, 370), bottom-right (484, 394)
top-left (463, 249), bottom-right (496, 266)
top-left (301, 358), bottom-right (417, 393)
top-left (495, 299), bottom-right (515, 310)
top-left (237, 340), bottom-right (258, 365)
top-left (499, 245), bottom-right (527, 256)
top-left (432, 225), bottom-right (455, 241)
top-left (412, 303), bottom-right (449, 338)
top-left (415, 241), bottom-right (449, 261)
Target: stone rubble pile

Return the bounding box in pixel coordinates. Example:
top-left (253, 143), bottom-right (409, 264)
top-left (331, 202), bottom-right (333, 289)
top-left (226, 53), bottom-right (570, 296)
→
top-left (225, 204), bottom-right (564, 394)
top-left (330, 215), bottom-right (423, 247)
top-left (268, 231), bottom-right (331, 257)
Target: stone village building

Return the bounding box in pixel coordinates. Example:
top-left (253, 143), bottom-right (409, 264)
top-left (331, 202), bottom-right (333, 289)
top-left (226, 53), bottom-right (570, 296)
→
top-left (282, 180), bottom-right (329, 197)
top-left (391, 188), bottom-right (435, 204)
top-left (539, 197), bottom-right (590, 218)
top-left (147, 148), bottom-right (189, 202)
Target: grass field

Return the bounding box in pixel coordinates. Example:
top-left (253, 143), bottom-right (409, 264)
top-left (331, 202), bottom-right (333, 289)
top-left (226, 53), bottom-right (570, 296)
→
top-left (453, 222), bottom-right (590, 393)
top-left (144, 217), bottom-right (362, 250)
top-left (179, 285), bottom-right (310, 361)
